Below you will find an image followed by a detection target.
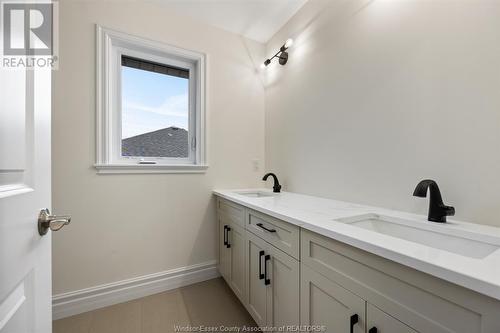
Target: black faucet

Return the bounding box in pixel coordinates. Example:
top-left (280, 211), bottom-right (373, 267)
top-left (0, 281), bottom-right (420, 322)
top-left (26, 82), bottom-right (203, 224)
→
top-left (262, 173), bottom-right (281, 193)
top-left (413, 179), bottom-right (455, 223)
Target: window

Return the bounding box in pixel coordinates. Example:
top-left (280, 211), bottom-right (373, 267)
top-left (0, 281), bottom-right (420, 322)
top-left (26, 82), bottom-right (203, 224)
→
top-left (121, 56), bottom-right (190, 159)
top-left (96, 26), bottom-right (206, 173)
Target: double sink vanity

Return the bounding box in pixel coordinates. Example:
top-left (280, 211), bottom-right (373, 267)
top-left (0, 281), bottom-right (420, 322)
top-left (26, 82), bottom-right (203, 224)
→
top-left (214, 188), bottom-right (500, 333)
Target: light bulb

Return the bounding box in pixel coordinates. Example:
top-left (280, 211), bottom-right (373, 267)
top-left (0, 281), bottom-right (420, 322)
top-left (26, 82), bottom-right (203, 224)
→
top-left (284, 38), bottom-right (294, 48)
top-left (260, 63), bottom-right (266, 69)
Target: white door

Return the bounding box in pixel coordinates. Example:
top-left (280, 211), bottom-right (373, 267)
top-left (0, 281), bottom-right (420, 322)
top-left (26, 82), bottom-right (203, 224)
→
top-left (0, 63), bottom-right (63, 332)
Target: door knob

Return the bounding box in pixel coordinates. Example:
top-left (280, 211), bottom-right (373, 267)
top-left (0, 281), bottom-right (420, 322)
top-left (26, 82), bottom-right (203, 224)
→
top-left (38, 208), bottom-right (71, 236)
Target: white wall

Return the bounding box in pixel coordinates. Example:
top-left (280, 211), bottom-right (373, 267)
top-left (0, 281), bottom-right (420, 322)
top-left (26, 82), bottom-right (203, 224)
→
top-left (52, 0), bottom-right (265, 294)
top-left (265, 0), bottom-right (500, 226)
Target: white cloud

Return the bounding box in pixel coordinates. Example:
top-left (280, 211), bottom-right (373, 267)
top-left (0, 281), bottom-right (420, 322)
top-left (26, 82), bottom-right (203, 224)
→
top-left (123, 93), bottom-right (189, 118)
top-left (121, 93), bottom-right (189, 138)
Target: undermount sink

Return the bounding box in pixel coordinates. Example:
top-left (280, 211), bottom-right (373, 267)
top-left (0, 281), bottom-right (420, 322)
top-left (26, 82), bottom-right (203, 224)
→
top-left (235, 191), bottom-right (277, 198)
top-left (336, 214), bottom-right (500, 259)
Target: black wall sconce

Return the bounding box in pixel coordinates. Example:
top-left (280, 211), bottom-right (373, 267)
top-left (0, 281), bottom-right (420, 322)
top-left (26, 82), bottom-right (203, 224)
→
top-left (261, 38), bottom-right (293, 68)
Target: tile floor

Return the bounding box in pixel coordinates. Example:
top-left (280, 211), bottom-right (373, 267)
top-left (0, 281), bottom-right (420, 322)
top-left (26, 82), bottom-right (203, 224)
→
top-left (53, 278), bottom-right (256, 333)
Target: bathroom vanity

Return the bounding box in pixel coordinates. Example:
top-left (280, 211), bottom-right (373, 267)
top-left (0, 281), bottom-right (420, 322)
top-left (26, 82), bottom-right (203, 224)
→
top-left (214, 189), bottom-right (500, 333)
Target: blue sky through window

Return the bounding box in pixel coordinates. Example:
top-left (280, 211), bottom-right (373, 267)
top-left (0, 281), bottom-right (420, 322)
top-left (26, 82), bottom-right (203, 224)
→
top-left (121, 66), bottom-right (189, 139)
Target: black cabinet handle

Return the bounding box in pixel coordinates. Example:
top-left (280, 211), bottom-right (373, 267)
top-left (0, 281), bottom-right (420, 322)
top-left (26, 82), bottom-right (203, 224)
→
top-left (223, 225), bottom-right (228, 246)
top-left (226, 227), bottom-right (231, 248)
top-left (350, 314), bottom-right (359, 333)
top-left (264, 255), bottom-right (271, 285)
top-left (259, 251), bottom-right (265, 279)
top-left (256, 223), bottom-right (276, 233)
top-left (368, 327), bottom-right (377, 333)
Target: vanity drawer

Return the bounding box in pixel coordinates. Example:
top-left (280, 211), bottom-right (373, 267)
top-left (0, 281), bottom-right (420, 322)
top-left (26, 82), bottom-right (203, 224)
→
top-left (246, 209), bottom-right (299, 259)
top-left (217, 198), bottom-right (245, 228)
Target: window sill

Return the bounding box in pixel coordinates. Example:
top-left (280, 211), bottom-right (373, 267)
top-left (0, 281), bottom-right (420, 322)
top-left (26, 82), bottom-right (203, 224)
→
top-left (94, 164), bottom-right (209, 174)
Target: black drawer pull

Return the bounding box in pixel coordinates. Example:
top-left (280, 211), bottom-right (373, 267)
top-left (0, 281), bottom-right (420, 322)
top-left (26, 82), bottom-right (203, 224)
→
top-left (223, 225), bottom-right (228, 246)
top-left (226, 227), bottom-right (231, 248)
top-left (259, 251), bottom-right (265, 279)
top-left (256, 223), bottom-right (276, 233)
top-left (368, 327), bottom-right (377, 333)
top-left (264, 255), bottom-right (271, 285)
top-left (350, 314), bottom-right (359, 333)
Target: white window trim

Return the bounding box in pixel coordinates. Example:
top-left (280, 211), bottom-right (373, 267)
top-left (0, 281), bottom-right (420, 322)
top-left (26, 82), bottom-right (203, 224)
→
top-left (95, 26), bottom-right (207, 174)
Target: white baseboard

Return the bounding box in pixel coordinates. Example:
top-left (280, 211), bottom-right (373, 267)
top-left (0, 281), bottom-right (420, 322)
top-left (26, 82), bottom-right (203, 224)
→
top-left (52, 261), bottom-right (220, 320)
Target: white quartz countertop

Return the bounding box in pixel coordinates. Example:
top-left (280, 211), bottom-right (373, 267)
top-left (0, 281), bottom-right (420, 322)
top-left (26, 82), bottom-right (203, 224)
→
top-left (213, 188), bottom-right (500, 301)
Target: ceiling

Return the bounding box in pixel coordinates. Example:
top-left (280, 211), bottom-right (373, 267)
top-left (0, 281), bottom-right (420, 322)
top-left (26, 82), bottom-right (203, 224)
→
top-left (155, 0), bottom-right (308, 43)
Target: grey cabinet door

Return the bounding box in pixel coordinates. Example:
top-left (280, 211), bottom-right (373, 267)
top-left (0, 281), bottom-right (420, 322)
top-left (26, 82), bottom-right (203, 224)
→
top-left (228, 223), bottom-right (246, 303)
top-left (367, 303), bottom-right (418, 333)
top-left (246, 232), bottom-right (269, 327)
top-left (301, 264), bottom-right (365, 333)
top-left (218, 217), bottom-right (230, 282)
top-left (267, 245), bottom-right (300, 330)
